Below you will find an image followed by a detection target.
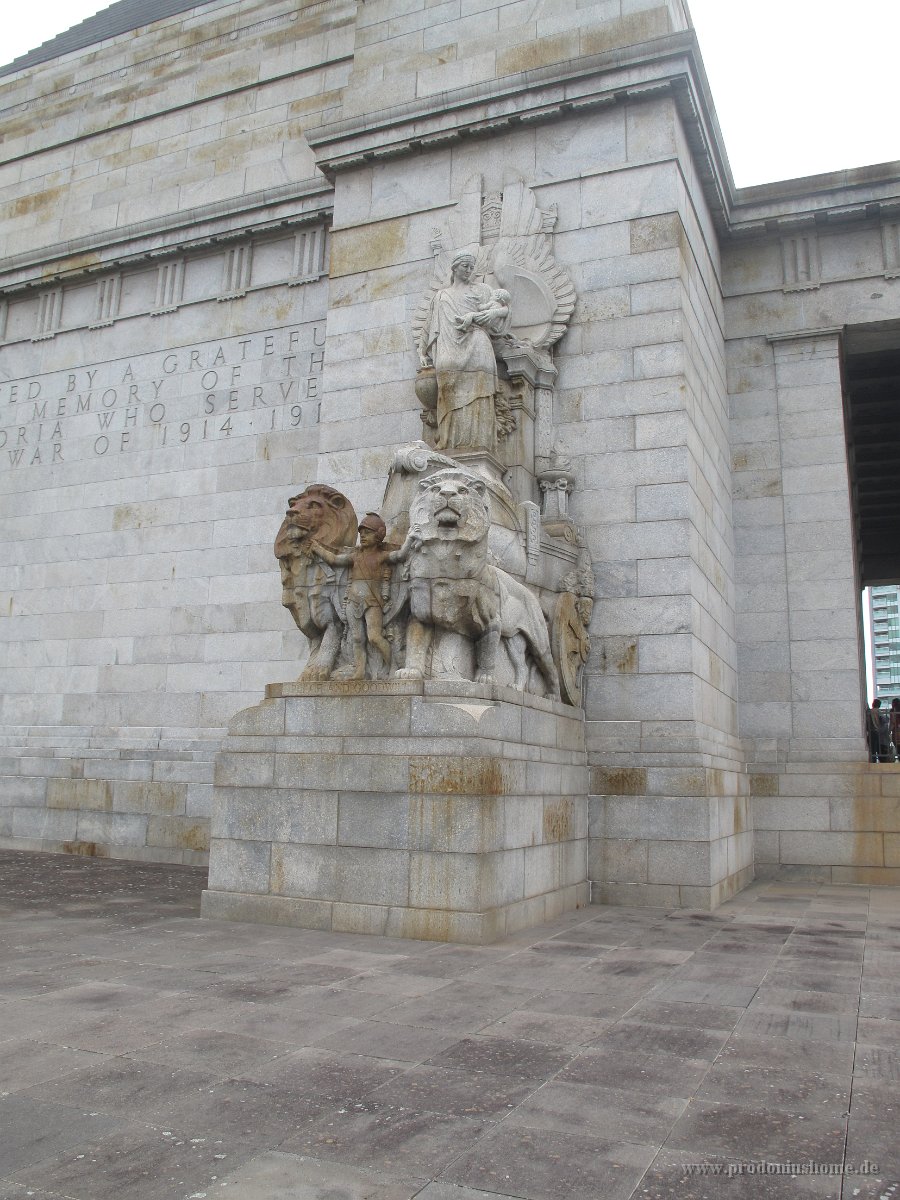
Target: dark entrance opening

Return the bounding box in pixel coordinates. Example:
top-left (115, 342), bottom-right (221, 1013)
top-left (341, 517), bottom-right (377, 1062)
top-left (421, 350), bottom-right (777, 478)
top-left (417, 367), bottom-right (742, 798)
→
top-left (843, 322), bottom-right (900, 587)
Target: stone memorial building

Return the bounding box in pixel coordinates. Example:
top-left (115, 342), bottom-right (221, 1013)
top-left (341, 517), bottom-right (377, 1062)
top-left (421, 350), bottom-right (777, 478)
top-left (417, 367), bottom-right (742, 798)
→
top-left (2, 0), bottom-right (899, 931)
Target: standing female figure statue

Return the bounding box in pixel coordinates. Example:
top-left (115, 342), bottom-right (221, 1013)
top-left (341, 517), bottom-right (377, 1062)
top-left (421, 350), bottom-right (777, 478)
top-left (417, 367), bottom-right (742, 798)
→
top-left (420, 251), bottom-right (510, 453)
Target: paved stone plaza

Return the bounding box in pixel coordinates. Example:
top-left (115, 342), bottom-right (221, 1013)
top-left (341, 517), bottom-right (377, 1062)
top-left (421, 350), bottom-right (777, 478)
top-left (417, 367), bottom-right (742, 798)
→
top-left (1, 850), bottom-right (898, 1200)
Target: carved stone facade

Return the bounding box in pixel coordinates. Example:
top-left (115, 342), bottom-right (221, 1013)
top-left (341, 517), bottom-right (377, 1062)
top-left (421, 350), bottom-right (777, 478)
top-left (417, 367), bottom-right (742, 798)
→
top-left (3, 0), bottom-right (900, 913)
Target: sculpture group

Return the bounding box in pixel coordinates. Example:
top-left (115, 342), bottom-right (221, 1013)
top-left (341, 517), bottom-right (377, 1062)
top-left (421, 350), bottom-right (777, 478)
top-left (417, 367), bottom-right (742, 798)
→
top-left (276, 462), bottom-right (568, 696)
top-left (275, 177), bottom-right (592, 705)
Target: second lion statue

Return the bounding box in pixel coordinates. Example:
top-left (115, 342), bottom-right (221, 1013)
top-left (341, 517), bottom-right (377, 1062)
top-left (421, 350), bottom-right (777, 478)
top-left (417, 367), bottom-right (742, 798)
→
top-left (395, 468), bottom-right (560, 698)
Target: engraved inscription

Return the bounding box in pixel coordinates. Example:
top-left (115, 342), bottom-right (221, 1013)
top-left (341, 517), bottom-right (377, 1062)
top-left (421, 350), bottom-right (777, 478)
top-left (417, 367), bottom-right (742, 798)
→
top-left (0, 323), bottom-right (325, 470)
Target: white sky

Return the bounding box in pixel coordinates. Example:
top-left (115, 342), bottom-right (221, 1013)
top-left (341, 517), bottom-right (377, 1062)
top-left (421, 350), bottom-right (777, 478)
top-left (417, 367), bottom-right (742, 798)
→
top-left (4, 1), bottom-right (899, 188)
top-left (687, 0), bottom-right (898, 186)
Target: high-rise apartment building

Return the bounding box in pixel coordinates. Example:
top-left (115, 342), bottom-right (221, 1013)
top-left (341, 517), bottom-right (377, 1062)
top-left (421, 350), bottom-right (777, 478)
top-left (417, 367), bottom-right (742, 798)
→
top-left (868, 586), bottom-right (900, 700)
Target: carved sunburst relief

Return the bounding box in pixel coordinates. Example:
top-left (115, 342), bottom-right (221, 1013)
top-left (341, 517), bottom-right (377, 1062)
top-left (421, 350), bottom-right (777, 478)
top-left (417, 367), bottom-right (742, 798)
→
top-left (412, 176), bottom-right (576, 362)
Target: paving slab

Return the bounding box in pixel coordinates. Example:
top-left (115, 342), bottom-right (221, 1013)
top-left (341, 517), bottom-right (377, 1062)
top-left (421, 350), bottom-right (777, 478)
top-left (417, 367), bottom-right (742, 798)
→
top-left (694, 1064), bottom-right (850, 1119)
top-left (665, 1098), bottom-right (848, 1162)
top-left (313, 1019), bottom-right (462, 1063)
top-left (364, 1063), bottom-right (539, 1120)
top-left (212, 1151), bottom-right (427, 1199)
top-left (279, 1101), bottom-right (494, 1176)
top-left (636, 1148), bottom-right (842, 1199)
top-left (474, 1007), bottom-right (612, 1047)
top-left (9, 1124), bottom-right (257, 1200)
top-left (246, 1046), bottom-right (408, 1100)
top-left (857, 1016), bottom-right (900, 1048)
top-left (441, 1124), bottom-right (657, 1200)
top-left (0, 1094), bottom-right (128, 1177)
top-left (0, 850), bottom-right (898, 1199)
top-left (424, 1035), bottom-right (572, 1081)
top-left (501, 1079), bottom-right (688, 1143)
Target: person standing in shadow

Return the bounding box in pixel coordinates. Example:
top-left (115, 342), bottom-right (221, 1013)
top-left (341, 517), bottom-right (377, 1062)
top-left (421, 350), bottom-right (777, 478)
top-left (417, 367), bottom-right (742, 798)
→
top-left (869, 698), bottom-right (896, 763)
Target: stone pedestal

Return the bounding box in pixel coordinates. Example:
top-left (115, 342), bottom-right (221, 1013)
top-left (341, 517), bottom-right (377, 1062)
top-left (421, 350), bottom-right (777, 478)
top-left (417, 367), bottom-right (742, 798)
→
top-left (201, 680), bottom-right (588, 944)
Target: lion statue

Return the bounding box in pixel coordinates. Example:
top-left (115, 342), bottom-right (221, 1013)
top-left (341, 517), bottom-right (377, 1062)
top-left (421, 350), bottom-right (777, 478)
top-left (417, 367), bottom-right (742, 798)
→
top-left (395, 468), bottom-right (559, 697)
top-left (274, 484), bottom-right (358, 681)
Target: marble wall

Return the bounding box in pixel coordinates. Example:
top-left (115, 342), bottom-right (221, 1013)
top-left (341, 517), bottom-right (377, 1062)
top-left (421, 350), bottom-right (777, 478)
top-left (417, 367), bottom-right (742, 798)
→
top-left (0, 0), bottom-right (349, 862)
top-left (2, 0), bottom-right (899, 896)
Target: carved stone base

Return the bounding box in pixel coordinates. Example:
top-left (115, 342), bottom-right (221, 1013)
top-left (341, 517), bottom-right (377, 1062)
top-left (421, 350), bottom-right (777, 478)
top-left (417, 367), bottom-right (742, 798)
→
top-left (450, 447), bottom-right (509, 487)
top-left (200, 680), bottom-right (588, 944)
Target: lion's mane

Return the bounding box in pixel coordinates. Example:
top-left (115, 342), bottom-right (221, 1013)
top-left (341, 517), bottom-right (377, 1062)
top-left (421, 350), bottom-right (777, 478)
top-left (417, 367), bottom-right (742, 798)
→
top-left (274, 484), bottom-right (357, 562)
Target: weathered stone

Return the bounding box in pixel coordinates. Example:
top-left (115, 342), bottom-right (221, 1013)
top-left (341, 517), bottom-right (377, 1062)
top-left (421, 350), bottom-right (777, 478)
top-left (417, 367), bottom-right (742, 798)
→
top-left (1, 0), bottom-right (899, 911)
top-left (202, 685), bottom-right (587, 943)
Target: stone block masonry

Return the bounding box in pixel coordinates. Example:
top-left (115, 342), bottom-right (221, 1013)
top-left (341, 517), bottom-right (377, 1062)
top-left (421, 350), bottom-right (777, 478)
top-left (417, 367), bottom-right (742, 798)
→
top-left (2, 0), bottom-right (900, 905)
top-left (751, 761), bottom-right (900, 885)
top-left (201, 680), bottom-right (589, 943)
top-left (0, 0), bottom-right (356, 864)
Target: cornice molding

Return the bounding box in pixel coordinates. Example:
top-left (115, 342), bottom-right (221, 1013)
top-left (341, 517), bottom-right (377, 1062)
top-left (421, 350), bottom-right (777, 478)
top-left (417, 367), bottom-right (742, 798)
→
top-left (308, 30), bottom-right (900, 245)
top-left (3, 18), bottom-right (899, 278)
top-left (766, 327), bottom-right (843, 344)
top-left (0, 178), bottom-right (335, 293)
top-left (727, 193), bottom-right (900, 240)
top-left (309, 33), bottom-right (698, 175)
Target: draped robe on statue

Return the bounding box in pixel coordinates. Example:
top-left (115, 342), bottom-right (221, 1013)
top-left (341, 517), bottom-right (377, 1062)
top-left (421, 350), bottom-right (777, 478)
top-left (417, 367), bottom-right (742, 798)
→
top-left (425, 280), bottom-right (508, 452)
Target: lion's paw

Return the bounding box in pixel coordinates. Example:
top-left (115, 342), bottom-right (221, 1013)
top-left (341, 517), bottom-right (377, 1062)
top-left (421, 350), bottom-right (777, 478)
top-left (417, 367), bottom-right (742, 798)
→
top-left (300, 666), bottom-right (331, 682)
top-left (394, 668), bottom-right (424, 680)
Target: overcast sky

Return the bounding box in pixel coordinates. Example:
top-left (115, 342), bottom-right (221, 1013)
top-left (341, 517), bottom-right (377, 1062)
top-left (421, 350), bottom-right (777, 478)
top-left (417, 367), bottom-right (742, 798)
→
top-left (4, 1), bottom-right (898, 188)
top-left (688, 0), bottom-right (897, 186)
